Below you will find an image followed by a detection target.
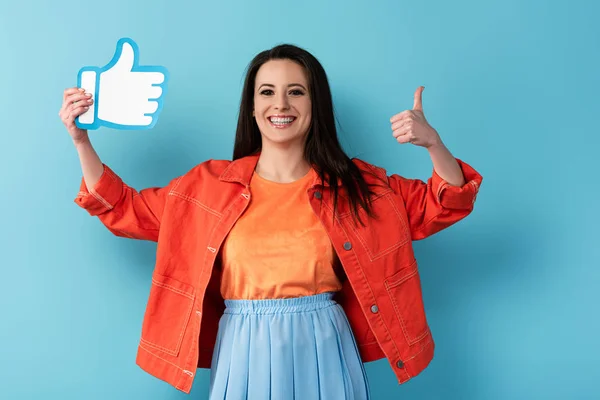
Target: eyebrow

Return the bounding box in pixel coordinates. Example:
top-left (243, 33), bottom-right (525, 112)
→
top-left (257, 83), bottom-right (307, 91)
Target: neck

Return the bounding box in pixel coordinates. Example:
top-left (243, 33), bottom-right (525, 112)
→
top-left (255, 143), bottom-right (311, 183)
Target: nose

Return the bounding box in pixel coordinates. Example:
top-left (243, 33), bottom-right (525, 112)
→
top-left (274, 92), bottom-right (290, 110)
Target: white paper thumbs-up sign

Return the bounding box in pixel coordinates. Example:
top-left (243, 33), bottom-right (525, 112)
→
top-left (76, 38), bottom-right (169, 130)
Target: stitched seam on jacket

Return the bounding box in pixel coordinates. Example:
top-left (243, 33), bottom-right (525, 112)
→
top-left (139, 343), bottom-right (188, 390)
top-left (200, 219), bottom-right (222, 283)
top-left (178, 299), bottom-right (201, 389)
top-left (344, 194), bottom-right (409, 261)
top-left (322, 200), bottom-right (402, 360)
top-left (140, 337), bottom-right (183, 356)
top-left (151, 278), bottom-right (195, 299)
top-left (110, 208), bottom-right (159, 232)
top-left (436, 178), bottom-right (445, 201)
top-left (169, 191), bottom-right (223, 218)
top-left (105, 167), bottom-right (118, 182)
top-left (385, 268), bottom-right (429, 345)
top-left (389, 177), bottom-right (444, 238)
top-left (171, 176), bottom-right (183, 192)
top-left (139, 343), bottom-right (183, 370)
top-left (404, 333), bottom-right (433, 362)
top-left (336, 189), bottom-right (392, 219)
top-left (143, 279), bottom-right (195, 355)
top-left (412, 209), bottom-right (445, 237)
top-left (413, 180), bottom-right (475, 235)
top-left (385, 268), bottom-right (417, 344)
top-left (140, 290), bottom-right (193, 356)
top-left (350, 221), bottom-right (405, 262)
top-left (140, 338), bottom-right (178, 355)
top-left (89, 189), bottom-right (113, 210)
top-left (200, 192), bottom-right (246, 277)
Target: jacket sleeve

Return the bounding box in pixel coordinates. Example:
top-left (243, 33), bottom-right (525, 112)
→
top-left (74, 164), bottom-right (183, 242)
top-left (387, 158), bottom-right (482, 241)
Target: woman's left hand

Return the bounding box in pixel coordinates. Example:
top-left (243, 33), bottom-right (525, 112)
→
top-left (390, 86), bottom-right (442, 149)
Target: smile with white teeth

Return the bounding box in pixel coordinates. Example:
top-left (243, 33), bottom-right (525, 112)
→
top-left (269, 116), bottom-right (296, 127)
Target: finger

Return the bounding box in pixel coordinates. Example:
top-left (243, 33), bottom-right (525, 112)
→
top-left (69, 99), bottom-right (92, 114)
top-left (413, 86), bottom-right (424, 111)
top-left (392, 124), bottom-right (411, 138)
top-left (59, 101), bottom-right (74, 118)
top-left (66, 99), bottom-right (92, 118)
top-left (64, 87), bottom-right (84, 102)
top-left (390, 110), bottom-right (411, 124)
top-left (69, 105), bottom-right (90, 120)
top-left (396, 132), bottom-right (414, 144)
top-left (66, 91), bottom-right (92, 102)
top-left (391, 117), bottom-right (413, 132)
top-left (66, 92), bottom-right (93, 106)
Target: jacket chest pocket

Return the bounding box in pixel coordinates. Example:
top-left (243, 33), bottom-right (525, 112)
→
top-left (140, 274), bottom-right (196, 356)
top-left (343, 192), bottom-right (410, 261)
top-left (384, 260), bottom-right (429, 345)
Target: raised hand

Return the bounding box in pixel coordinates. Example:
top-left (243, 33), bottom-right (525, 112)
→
top-left (59, 87), bottom-right (92, 143)
top-left (390, 86), bottom-right (442, 149)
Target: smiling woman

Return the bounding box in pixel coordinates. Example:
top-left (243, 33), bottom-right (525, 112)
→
top-left (63, 43), bottom-right (482, 399)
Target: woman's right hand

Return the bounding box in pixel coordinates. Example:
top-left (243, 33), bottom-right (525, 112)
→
top-left (59, 87), bottom-right (94, 144)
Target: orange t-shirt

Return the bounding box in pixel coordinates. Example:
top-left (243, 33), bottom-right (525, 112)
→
top-left (219, 167), bottom-right (343, 300)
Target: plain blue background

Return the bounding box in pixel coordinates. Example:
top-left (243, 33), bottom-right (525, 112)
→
top-left (1, 0), bottom-right (598, 399)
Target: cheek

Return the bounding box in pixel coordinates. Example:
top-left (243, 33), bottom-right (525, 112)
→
top-left (302, 107), bottom-right (312, 123)
top-left (256, 106), bottom-right (271, 119)
top-left (301, 101), bottom-right (311, 119)
top-left (253, 97), bottom-right (266, 113)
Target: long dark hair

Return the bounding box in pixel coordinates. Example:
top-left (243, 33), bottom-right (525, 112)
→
top-left (233, 44), bottom-right (382, 225)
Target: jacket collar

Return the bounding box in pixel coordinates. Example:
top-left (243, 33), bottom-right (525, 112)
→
top-left (219, 152), bottom-right (342, 188)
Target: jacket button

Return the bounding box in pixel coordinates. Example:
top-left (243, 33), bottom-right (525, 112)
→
top-left (370, 305), bottom-right (379, 313)
top-left (343, 242), bottom-right (352, 251)
top-left (314, 191), bottom-right (322, 199)
top-left (396, 360), bottom-right (404, 368)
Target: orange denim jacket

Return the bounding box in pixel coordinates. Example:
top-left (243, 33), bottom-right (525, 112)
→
top-left (74, 153), bottom-right (482, 394)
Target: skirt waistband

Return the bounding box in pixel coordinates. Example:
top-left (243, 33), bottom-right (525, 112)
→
top-left (223, 292), bottom-right (337, 315)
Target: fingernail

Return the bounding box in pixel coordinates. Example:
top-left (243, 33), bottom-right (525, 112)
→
top-left (79, 88), bottom-right (85, 92)
top-left (85, 93), bottom-right (92, 97)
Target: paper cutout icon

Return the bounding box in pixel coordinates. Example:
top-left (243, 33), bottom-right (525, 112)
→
top-left (76, 38), bottom-right (169, 130)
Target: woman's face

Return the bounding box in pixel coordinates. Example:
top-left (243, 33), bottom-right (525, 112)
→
top-left (253, 59), bottom-right (312, 148)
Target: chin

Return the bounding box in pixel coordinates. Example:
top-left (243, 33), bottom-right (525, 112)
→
top-left (260, 130), bottom-right (308, 147)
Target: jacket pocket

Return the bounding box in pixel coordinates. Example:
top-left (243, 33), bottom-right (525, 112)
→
top-left (384, 260), bottom-right (429, 345)
top-left (344, 192), bottom-right (410, 261)
top-left (141, 274), bottom-right (196, 356)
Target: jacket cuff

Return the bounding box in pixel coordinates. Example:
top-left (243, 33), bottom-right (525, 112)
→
top-left (431, 158), bottom-right (482, 210)
top-left (74, 164), bottom-right (124, 216)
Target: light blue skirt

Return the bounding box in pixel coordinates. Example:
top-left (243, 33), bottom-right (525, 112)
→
top-left (208, 292), bottom-right (371, 399)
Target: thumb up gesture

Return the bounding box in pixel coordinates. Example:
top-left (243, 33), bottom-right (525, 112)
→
top-left (390, 86), bottom-right (442, 149)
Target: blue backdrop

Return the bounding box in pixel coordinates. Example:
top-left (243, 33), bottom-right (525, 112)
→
top-left (1, 0), bottom-right (598, 399)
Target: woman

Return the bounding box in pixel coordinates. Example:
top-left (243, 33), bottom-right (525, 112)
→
top-left (60, 44), bottom-right (482, 399)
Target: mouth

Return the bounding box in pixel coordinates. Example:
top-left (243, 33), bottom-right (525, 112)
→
top-left (268, 116), bottom-right (296, 129)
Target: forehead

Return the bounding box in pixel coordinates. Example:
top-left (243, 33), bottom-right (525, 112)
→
top-left (255, 59), bottom-right (308, 85)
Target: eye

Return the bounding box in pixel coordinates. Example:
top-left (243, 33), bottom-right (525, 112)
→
top-left (260, 89), bottom-right (274, 95)
top-left (289, 89), bottom-right (305, 96)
